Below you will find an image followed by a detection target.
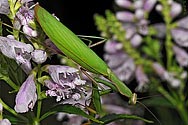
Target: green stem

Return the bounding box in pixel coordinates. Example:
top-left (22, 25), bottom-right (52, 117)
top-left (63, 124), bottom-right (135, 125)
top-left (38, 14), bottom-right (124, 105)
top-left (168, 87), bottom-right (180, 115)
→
top-left (36, 65), bottom-right (42, 121)
top-left (0, 75), bottom-right (19, 91)
top-left (157, 86), bottom-right (177, 106)
top-left (160, 0), bottom-right (173, 70)
top-left (177, 102), bottom-right (188, 124)
top-left (33, 119), bottom-right (40, 125)
top-left (0, 98), bottom-right (28, 121)
top-left (158, 86), bottom-right (188, 124)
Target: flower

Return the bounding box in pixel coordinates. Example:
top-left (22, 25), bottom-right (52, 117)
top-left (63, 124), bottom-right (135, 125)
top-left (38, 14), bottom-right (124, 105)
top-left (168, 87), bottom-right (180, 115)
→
top-left (0, 102), bottom-right (2, 112)
top-left (170, 15), bottom-right (188, 47)
top-left (0, 36), bottom-right (34, 74)
top-left (115, 0), bottom-right (132, 9)
top-left (173, 45), bottom-right (188, 67)
top-left (171, 28), bottom-right (188, 47)
top-left (115, 0), bottom-right (157, 47)
top-left (14, 5), bottom-right (37, 37)
top-left (0, 103), bottom-right (11, 125)
top-left (170, 1), bottom-right (182, 18)
top-left (19, 0), bottom-right (33, 4)
top-left (43, 39), bottom-right (63, 55)
top-left (0, 0), bottom-right (10, 15)
top-left (31, 50), bottom-right (47, 64)
top-left (14, 74), bottom-right (37, 113)
top-left (135, 65), bottom-right (149, 92)
top-left (152, 62), bottom-right (181, 88)
top-left (0, 119), bottom-right (11, 125)
top-left (104, 40), bottom-right (135, 82)
top-left (45, 65), bottom-right (87, 103)
top-left (156, 1), bottom-right (182, 19)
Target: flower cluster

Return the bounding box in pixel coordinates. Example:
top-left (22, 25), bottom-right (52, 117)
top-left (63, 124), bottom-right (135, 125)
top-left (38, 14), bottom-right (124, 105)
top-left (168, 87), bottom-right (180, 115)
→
top-left (45, 65), bottom-right (88, 103)
top-left (0, 0), bottom-right (90, 124)
top-left (102, 0), bottom-right (188, 91)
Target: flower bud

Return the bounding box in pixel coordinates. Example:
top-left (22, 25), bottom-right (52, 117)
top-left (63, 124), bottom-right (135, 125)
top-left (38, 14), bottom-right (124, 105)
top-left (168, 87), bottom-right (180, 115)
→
top-left (171, 28), bottom-right (188, 47)
top-left (170, 2), bottom-right (182, 18)
top-left (0, 119), bottom-right (11, 125)
top-left (31, 50), bottom-right (47, 64)
top-left (115, 0), bottom-right (132, 9)
top-left (173, 45), bottom-right (188, 67)
top-left (116, 11), bottom-right (135, 22)
top-left (143, 0), bottom-right (157, 12)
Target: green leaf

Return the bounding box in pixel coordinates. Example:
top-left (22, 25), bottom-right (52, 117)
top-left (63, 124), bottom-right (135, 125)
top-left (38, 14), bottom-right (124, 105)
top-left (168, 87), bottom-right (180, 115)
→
top-left (4, 115), bottom-right (28, 125)
top-left (141, 97), bottom-right (174, 108)
top-left (40, 104), bottom-right (103, 124)
top-left (91, 114), bottom-right (154, 125)
top-left (92, 83), bottom-right (103, 115)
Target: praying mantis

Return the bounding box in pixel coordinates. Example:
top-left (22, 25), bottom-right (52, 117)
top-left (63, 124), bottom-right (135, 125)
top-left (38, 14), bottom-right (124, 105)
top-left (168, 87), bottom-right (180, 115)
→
top-left (34, 5), bottom-right (137, 104)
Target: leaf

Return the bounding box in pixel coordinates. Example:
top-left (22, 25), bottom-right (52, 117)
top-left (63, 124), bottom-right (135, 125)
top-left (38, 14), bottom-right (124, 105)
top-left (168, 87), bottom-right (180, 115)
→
top-left (141, 97), bottom-right (174, 108)
top-left (40, 104), bottom-right (103, 124)
top-left (92, 83), bottom-right (103, 115)
top-left (91, 114), bottom-right (154, 125)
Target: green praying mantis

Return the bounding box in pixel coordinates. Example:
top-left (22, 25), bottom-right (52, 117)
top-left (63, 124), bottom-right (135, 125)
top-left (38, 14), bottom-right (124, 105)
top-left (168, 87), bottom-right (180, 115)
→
top-left (34, 4), bottom-right (137, 105)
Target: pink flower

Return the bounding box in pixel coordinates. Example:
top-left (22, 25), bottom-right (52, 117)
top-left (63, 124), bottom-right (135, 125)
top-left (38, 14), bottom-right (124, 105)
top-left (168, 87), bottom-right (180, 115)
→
top-left (173, 45), bottom-right (188, 67)
top-left (135, 65), bottom-right (149, 92)
top-left (45, 65), bottom-right (87, 102)
top-left (115, 0), bottom-right (132, 9)
top-left (116, 11), bottom-right (135, 22)
top-left (0, 119), bottom-right (11, 125)
top-left (171, 28), bottom-right (188, 47)
top-left (0, 0), bottom-right (10, 15)
top-left (0, 36), bottom-right (33, 74)
top-left (170, 1), bottom-right (182, 18)
top-left (31, 50), bottom-right (47, 64)
top-left (14, 74), bottom-right (37, 113)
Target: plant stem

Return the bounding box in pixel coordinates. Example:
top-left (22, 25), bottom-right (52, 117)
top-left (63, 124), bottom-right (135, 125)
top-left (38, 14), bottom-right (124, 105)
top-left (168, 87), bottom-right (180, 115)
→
top-left (177, 102), bottom-right (188, 124)
top-left (0, 98), bottom-right (28, 121)
top-left (36, 65), bottom-right (42, 121)
top-left (158, 86), bottom-right (188, 124)
top-left (0, 75), bottom-right (19, 91)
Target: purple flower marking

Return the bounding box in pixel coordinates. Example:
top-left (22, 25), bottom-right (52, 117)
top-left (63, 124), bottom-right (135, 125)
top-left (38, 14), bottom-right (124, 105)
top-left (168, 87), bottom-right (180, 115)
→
top-left (0, 36), bottom-right (33, 74)
top-left (45, 65), bottom-right (87, 102)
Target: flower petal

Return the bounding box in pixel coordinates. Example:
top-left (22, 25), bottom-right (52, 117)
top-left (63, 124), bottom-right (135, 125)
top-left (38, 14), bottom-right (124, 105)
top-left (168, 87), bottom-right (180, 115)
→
top-left (171, 28), bottom-right (188, 47)
top-left (0, 0), bottom-right (10, 15)
top-left (14, 74), bottom-right (37, 113)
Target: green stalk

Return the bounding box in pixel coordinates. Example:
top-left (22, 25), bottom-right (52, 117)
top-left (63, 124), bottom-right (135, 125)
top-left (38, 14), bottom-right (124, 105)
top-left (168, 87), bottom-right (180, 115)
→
top-left (177, 102), bottom-right (188, 124)
top-left (0, 75), bottom-right (19, 91)
top-left (36, 65), bottom-right (42, 122)
top-left (0, 98), bottom-right (28, 121)
top-left (159, 0), bottom-right (173, 70)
